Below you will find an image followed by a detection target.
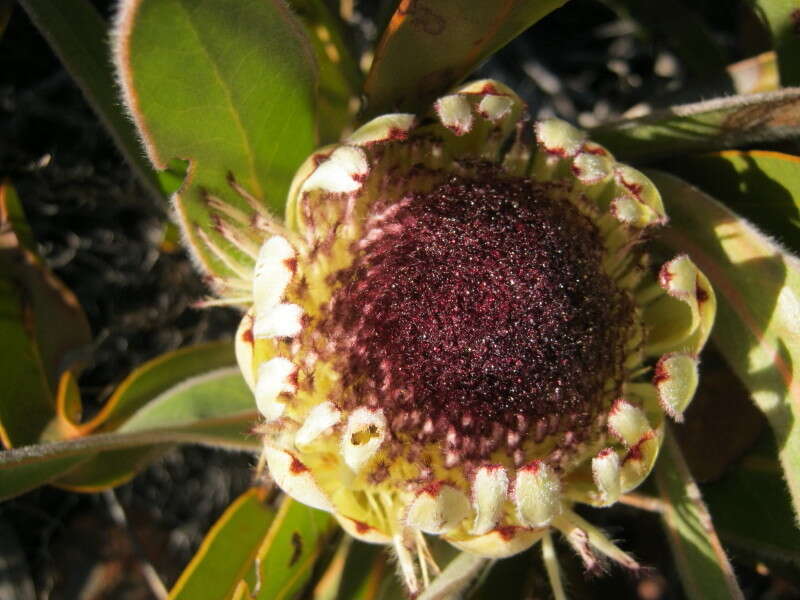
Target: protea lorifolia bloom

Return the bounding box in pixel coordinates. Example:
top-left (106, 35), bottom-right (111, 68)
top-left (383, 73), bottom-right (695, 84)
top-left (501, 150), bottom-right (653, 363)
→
top-left (223, 80), bottom-right (715, 593)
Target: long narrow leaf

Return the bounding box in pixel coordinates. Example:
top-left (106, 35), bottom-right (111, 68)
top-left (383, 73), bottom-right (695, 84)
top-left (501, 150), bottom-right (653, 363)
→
top-left (113, 0), bottom-right (318, 282)
top-left (663, 150), bottom-right (800, 255)
top-left (592, 89), bottom-right (800, 161)
top-left (649, 169), bottom-right (800, 523)
top-left (417, 552), bottom-right (489, 600)
top-left (169, 488), bottom-right (277, 600)
top-left (0, 183), bottom-right (90, 448)
top-left (655, 430), bottom-right (744, 600)
top-left (362, 0), bottom-right (567, 118)
top-left (703, 432), bottom-right (800, 565)
top-left (749, 0), bottom-right (800, 86)
top-left (335, 541), bottom-right (405, 600)
top-left (242, 496), bottom-right (338, 600)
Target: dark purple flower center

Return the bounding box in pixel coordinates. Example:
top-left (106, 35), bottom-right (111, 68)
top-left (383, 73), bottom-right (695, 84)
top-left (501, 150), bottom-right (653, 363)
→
top-left (325, 172), bottom-right (633, 451)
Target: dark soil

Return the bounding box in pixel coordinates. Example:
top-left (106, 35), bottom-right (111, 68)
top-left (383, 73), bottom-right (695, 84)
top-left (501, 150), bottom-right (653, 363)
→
top-left (0, 0), bottom-right (797, 599)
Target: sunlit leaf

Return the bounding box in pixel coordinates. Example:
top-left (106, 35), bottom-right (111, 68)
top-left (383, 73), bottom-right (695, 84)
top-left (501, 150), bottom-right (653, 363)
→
top-left (703, 431), bottom-right (800, 566)
top-left (0, 360), bottom-right (258, 499)
top-left (76, 341), bottom-right (236, 435)
top-left (727, 51), bottom-right (779, 95)
top-left (169, 488), bottom-right (277, 600)
top-left (655, 430), bottom-right (744, 600)
top-left (663, 150), bottom-right (800, 255)
top-left (18, 0), bottom-right (162, 197)
top-left (649, 169), bottom-right (800, 522)
top-left (362, 0), bottom-right (567, 118)
top-left (592, 89), bottom-right (800, 161)
top-left (241, 495), bottom-right (338, 600)
top-left (54, 366), bottom-right (257, 491)
top-left (0, 183), bottom-right (91, 448)
top-left (113, 0), bottom-right (318, 281)
top-left (0, 418), bottom-right (258, 501)
top-left (749, 0), bottom-right (800, 86)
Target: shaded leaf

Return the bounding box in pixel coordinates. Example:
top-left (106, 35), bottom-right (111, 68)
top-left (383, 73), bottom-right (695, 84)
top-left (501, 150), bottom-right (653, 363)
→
top-left (418, 552), bottom-right (489, 600)
top-left (169, 488), bottom-right (277, 600)
top-left (290, 0), bottom-right (362, 143)
top-left (648, 169), bottom-right (800, 522)
top-left (749, 0), bottom-right (800, 86)
top-left (607, 0), bottom-right (728, 78)
top-left (336, 541), bottom-right (405, 600)
top-left (0, 183), bottom-right (90, 448)
top-left (310, 536), bottom-right (352, 600)
top-left (362, 0), bottom-right (567, 118)
top-left (241, 495), bottom-right (338, 600)
top-left (673, 345), bottom-right (766, 482)
top-left (663, 150), bottom-right (800, 255)
top-left (19, 0), bottom-right (162, 198)
top-left (592, 89), bottom-right (800, 161)
top-left (703, 431), bottom-right (800, 565)
top-left (655, 430), bottom-right (744, 600)
top-left (0, 452), bottom-right (86, 502)
top-left (113, 0), bottom-right (318, 282)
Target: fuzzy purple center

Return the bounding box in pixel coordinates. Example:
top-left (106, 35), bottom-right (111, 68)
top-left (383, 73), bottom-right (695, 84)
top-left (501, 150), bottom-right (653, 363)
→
top-left (327, 173), bottom-right (633, 444)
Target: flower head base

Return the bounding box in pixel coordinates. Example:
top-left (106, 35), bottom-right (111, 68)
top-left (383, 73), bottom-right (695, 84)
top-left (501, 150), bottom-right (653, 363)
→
top-left (228, 81), bottom-right (716, 593)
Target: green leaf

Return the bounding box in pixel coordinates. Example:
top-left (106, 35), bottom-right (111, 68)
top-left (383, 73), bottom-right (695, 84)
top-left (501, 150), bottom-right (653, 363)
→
top-left (290, 0), bottom-right (362, 143)
top-left (672, 345), bottom-right (766, 483)
top-left (655, 430), bottom-right (744, 600)
top-left (79, 341), bottom-right (237, 434)
top-left (0, 183), bottom-right (91, 448)
top-left (662, 151), bottom-right (800, 255)
top-left (703, 431), bottom-right (800, 565)
top-left (335, 541), bottom-right (405, 600)
top-left (592, 89), bottom-right (800, 161)
top-left (241, 495), bottom-right (338, 600)
top-left (53, 366), bottom-right (257, 490)
top-left (113, 0), bottom-right (318, 282)
top-left (169, 488), bottom-right (277, 600)
top-left (362, 0), bottom-right (568, 118)
top-left (0, 416), bottom-right (258, 501)
top-left (749, 0), bottom-right (800, 86)
top-left (118, 367), bottom-right (254, 433)
top-left (648, 169), bottom-right (800, 523)
top-left (418, 552), bottom-right (489, 600)
top-left (18, 0), bottom-right (162, 198)
top-left (0, 361), bottom-right (258, 499)
top-left (310, 536), bottom-right (352, 600)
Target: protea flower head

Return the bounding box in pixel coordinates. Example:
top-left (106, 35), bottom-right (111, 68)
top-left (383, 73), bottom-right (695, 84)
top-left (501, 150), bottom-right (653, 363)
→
top-left (226, 80), bottom-right (715, 594)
